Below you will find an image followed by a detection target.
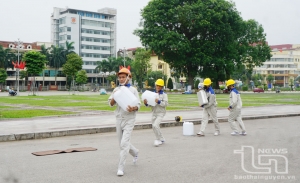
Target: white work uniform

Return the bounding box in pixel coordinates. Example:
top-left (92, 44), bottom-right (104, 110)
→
top-left (146, 90), bottom-right (168, 141)
top-left (108, 84), bottom-right (140, 171)
top-left (228, 88), bottom-right (246, 133)
top-left (199, 87), bottom-right (220, 134)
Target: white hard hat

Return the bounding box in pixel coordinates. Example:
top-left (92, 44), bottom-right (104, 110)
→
top-left (198, 83), bottom-right (204, 89)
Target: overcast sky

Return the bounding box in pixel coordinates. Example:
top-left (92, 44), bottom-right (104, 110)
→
top-left (0, 0), bottom-right (299, 49)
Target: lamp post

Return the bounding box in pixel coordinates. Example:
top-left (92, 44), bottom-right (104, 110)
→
top-left (99, 71), bottom-right (105, 87)
top-left (14, 39), bottom-right (23, 94)
top-left (123, 47), bottom-right (126, 67)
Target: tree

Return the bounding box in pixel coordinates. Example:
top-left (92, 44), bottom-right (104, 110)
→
top-left (48, 45), bottom-right (65, 85)
top-left (62, 53), bottom-right (83, 91)
top-left (266, 74), bottom-right (274, 83)
top-left (134, 0), bottom-right (271, 89)
top-left (95, 57), bottom-right (133, 73)
top-left (23, 51), bottom-right (47, 76)
top-left (251, 73), bottom-right (264, 87)
top-left (289, 78), bottom-right (294, 91)
top-left (0, 68), bottom-right (8, 90)
top-left (167, 77), bottom-right (173, 89)
top-left (23, 51), bottom-right (47, 95)
top-left (194, 79), bottom-right (200, 90)
top-left (232, 65), bottom-right (253, 84)
top-left (76, 70), bottom-right (88, 87)
top-left (0, 45), bottom-right (14, 69)
top-left (63, 41), bottom-right (75, 58)
top-left (131, 48), bottom-right (151, 88)
top-left (146, 71), bottom-right (167, 88)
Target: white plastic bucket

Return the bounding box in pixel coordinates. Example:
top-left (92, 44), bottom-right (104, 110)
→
top-left (141, 90), bottom-right (158, 106)
top-left (183, 121), bottom-right (194, 136)
top-left (197, 90), bottom-right (208, 105)
top-left (113, 86), bottom-right (139, 111)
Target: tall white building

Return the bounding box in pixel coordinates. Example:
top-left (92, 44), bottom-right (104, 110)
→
top-left (51, 7), bottom-right (117, 81)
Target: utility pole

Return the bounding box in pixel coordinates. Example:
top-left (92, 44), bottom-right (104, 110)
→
top-left (14, 39), bottom-right (23, 94)
top-left (123, 47), bottom-right (126, 67)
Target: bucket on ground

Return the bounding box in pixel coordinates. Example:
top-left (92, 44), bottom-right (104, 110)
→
top-left (183, 121), bottom-right (194, 136)
top-left (113, 86), bottom-right (139, 111)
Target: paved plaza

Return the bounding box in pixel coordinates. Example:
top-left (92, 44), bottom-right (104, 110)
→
top-left (0, 116), bottom-right (299, 183)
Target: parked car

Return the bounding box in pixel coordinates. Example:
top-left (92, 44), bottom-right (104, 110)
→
top-left (253, 88), bottom-right (264, 93)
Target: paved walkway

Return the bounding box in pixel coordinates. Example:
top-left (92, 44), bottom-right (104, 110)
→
top-left (0, 105), bottom-right (299, 141)
top-left (1, 90), bottom-right (300, 97)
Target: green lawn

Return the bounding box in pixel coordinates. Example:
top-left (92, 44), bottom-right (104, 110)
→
top-left (0, 93), bottom-right (299, 118)
top-left (0, 109), bottom-right (74, 118)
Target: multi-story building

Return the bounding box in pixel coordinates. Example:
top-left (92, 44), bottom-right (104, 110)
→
top-left (253, 44), bottom-right (300, 87)
top-left (0, 40), bottom-right (67, 89)
top-left (51, 7), bottom-right (117, 82)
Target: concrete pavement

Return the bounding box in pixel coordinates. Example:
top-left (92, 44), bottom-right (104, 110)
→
top-left (1, 90), bottom-right (300, 97)
top-left (0, 105), bottom-right (300, 142)
top-left (0, 116), bottom-right (299, 183)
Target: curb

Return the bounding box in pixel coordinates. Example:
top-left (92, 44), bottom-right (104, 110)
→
top-left (0, 113), bottom-right (299, 142)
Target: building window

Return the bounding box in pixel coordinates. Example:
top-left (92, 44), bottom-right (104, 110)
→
top-left (86, 13), bottom-right (93, 17)
top-left (78, 11), bottom-right (85, 16)
top-left (59, 35), bottom-right (65, 41)
top-left (94, 46), bottom-right (101, 50)
top-left (94, 14), bottom-right (100, 18)
top-left (82, 19), bottom-right (109, 28)
top-left (86, 45), bottom-right (92, 49)
top-left (59, 17), bottom-right (66, 24)
top-left (67, 27), bottom-right (71, 32)
top-left (85, 69), bottom-right (94, 73)
top-left (67, 35), bottom-right (71, 40)
top-left (94, 38), bottom-right (101, 42)
top-left (59, 27), bottom-right (65, 33)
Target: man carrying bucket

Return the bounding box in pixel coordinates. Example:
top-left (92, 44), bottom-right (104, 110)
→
top-left (226, 79), bottom-right (247, 136)
top-left (108, 66), bottom-right (140, 176)
top-left (143, 79), bottom-right (168, 147)
top-left (197, 78), bottom-right (220, 136)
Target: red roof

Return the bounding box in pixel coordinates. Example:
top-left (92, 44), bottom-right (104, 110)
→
top-left (270, 44), bottom-right (293, 50)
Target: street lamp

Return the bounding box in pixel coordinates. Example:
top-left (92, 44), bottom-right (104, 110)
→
top-left (99, 71), bottom-right (105, 87)
top-left (105, 72), bottom-right (109, 87)
top-left (123, 47), bottom-right (126, 67)
top-left (14, 39), bottom-right (23, 94)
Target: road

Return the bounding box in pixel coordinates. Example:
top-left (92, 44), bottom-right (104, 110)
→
top-left (0, 116), bottom-right (299, 183)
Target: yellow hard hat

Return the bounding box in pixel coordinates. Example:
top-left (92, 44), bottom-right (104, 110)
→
top-left (203, 78), bottom-right (212, 86)
top-left (226, 79), bottom-right (235, 87)
top-left (155, 79), bottom-right (164, 86)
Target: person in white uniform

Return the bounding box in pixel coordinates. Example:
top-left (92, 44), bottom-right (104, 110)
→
top-left (226, 79), bottom-right (247, 136)
top-left (197, 78), bottom-right (220, 136)
top-left (143, 79), bottom-right (168, 147)
top-left (108, 67), bottom-right (140, 176)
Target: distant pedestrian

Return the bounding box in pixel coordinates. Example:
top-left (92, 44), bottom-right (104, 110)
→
top-left (143, 79), bottom-right (168, 147)
top-left (226, 79), bottom-right (247, 136)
